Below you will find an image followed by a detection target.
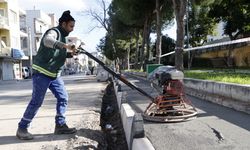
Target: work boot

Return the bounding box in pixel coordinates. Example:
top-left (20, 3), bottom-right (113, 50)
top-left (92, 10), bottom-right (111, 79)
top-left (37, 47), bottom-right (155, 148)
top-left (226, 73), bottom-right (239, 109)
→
top-left (16, 127), bottom-right (34, 140)
top-left (54, 124), bottom-right (77, 134)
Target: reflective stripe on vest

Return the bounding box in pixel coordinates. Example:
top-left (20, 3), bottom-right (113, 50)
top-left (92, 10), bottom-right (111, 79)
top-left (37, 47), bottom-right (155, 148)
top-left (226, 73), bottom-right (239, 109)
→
top-left (32, 64), bottom-right (57, 78)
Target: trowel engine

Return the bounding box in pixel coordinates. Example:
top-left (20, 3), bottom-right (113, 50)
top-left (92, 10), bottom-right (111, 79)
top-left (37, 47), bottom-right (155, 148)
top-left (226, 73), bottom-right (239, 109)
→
top-left (143, 66), bottom-right (197, 122)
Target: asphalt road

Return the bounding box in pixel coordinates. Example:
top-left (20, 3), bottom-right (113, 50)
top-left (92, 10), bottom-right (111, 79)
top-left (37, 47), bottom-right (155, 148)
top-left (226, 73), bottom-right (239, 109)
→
top-left (0, 74), bottom-right (107, 150)
top-left (120, 74), bottom-right (250, 150)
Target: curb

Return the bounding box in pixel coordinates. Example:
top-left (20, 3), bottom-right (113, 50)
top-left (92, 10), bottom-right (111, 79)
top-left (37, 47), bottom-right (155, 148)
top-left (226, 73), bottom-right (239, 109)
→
top-left (112, 78), bottom-right (155, 150)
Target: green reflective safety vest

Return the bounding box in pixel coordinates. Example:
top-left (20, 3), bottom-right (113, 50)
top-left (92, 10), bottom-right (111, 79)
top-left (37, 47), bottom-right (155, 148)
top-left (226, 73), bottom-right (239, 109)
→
top-left (32, 27), bottom-right (67, 78)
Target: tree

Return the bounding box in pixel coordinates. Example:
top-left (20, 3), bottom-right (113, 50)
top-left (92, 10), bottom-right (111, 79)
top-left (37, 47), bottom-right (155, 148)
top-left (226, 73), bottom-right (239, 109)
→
top-left (185, 0), bottom-right (216, 68)
top-left (172, 0), bottom-right (187, 71)
top-left (97, 0), bottom-right (174, 69)
top-left (97, 36), bottom-right (115, 60)
top-left (111, 0), bottom-right (156, 70)
top-left (155, 0), bottom-right (174, 64)
top-left (155, 0), bottom-right (162, 64)
top-left (83, 0), bottom-right (123, 67)
top-left (209, 0), bottom-right (250, 40)
top-left (187, 0), bottom-right (216, 47)
top-left (153, 35), bottom-right (176, 65)
top-left (208, 0), bottom-right (250, 66)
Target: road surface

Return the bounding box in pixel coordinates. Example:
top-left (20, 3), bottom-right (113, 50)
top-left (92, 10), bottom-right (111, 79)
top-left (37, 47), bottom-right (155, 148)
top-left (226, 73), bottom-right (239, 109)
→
top-left (120, 74), bottom-right (250, 150)
top-left (0, 74), bottom-right (107, 150)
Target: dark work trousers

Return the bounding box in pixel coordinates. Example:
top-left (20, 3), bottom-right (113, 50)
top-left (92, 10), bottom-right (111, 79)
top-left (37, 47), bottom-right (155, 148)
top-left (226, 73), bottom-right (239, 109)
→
top-left (18, 73), bottom-right (68, 129)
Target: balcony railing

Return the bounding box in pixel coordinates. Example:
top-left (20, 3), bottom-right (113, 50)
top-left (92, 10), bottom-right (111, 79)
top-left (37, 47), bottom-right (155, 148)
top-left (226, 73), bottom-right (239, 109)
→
top-left (0, 47), bottom-right (11, 56)
top-left (0, 16), bottom-right (9, 29)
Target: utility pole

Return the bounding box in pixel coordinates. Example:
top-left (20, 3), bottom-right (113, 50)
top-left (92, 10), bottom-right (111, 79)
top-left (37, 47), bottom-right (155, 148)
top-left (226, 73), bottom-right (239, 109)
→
top-left (28, 27), bottom-right (33, 76)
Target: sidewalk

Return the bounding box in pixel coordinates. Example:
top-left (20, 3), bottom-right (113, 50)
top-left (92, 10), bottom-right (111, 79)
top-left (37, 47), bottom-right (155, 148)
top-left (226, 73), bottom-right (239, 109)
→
top-left (0, 79), bottom-right (31, 85)
top-left (0, 74), bottom-right (107, 150)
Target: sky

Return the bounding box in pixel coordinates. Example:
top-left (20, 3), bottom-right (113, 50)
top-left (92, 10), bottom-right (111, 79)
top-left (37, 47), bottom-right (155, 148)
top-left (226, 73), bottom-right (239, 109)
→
top-left (18, 0), bottom-right (176, 52)
top-left (19, 0), bottom-right (111, 52)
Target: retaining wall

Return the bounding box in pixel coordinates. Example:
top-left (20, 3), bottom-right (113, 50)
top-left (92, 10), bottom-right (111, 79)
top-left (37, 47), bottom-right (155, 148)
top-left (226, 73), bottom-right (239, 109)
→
top-left (184, 78), bottom-right (250, 114)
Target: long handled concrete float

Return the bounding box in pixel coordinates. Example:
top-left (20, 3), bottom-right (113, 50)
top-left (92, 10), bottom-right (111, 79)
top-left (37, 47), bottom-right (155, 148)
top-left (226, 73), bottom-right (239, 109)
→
top-left (77, 44), bottom-right (197, 122)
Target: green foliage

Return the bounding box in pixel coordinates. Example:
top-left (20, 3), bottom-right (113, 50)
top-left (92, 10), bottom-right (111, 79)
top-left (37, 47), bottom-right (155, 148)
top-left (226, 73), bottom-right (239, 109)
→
top-left (184, 70), bottom-right (250, 84)
top-left (151, 0), bottom-right (175, 32)
top-left (97, 3), bottom-right (138, 61)
top-left (113, 0), bottom-right (155, 26)
top-left (208, 0), bottom-right (250, 40)
top-left (152, 35), bottom-right (176, 65)
top-left (161, 35), bottom-right (176, 54)
top-left (101, 0), bottom-right (175, 64)
top-left (186, 1), bottom-right (217, 47)
top-left (161, 0), bottom-right (175, 27)
top-left (97, 36), bottom-right (116, 60)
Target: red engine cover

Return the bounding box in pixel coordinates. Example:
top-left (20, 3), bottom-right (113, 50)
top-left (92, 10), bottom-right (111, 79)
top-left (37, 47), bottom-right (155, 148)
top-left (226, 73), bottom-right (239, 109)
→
top-left (164, 80), bottom-right (183, 96)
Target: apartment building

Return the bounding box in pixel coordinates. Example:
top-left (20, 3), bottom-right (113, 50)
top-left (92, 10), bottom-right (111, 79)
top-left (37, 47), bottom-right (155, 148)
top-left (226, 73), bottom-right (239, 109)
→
top-left (23, 9), bottom-right (53, 58)
top-left (0, 1), bottom-right (85, 80)
top-left (20, 10), bottom-right (58, 77)
top-left (0, 0), bottom-right (27, 80)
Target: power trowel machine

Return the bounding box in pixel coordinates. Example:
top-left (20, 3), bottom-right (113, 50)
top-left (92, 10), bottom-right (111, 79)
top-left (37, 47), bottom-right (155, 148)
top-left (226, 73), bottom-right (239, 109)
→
top-left (76, 44), bottom-right (197, 123)
top-left (143, 66), bottom-right (197, 122)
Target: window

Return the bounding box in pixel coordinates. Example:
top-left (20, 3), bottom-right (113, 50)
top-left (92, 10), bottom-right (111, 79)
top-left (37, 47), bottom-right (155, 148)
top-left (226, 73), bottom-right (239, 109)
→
top-left (0, 9), bottom-right (5, 16)
top-left (1, 36), bottom-right (7, 47)
top-left (11, 36), bottom-right (18, 48)
top-left (0, 9), bottom-right (6, 25)
top-left (21, 37), bottom-right (28, 49)
top-left (9, 10), bottom-right (17, 24)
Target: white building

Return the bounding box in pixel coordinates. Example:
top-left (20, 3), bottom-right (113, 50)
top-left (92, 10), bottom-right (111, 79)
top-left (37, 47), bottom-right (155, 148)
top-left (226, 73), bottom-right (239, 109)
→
top-left (20, 9), bottom-right (57, 69)
top-left (65, 36), bottom-right (89, 74)
top-left (0, 0), bottom-right (27, 80)
top-left (207, 21), bottom-right (230, 43)
top-left (25, 9), bottom-right (53, 55)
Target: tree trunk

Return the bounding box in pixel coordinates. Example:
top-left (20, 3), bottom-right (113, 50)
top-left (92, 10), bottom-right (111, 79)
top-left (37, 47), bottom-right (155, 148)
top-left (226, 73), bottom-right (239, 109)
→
top-left (144, 15), bottom-right (152, 71)
top-left (156, 0), bottom-right (162, 64)
top-left (145, 20), bottom-right (151, 64)
top-left (135, 29), bottom-right (139, 68)
top-left (172, 0), bottom-right (187, 71)
top-left (127, 39), bottom-right (132, 70)
top-left (141, 16), bottom-right (149, 70)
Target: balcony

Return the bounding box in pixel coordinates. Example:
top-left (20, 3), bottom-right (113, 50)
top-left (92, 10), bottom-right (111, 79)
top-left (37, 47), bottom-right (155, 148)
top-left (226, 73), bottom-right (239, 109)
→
top-left (0, 16), bottom-right (9, 30)
top-left (0, 47), bottom-right (11, 57)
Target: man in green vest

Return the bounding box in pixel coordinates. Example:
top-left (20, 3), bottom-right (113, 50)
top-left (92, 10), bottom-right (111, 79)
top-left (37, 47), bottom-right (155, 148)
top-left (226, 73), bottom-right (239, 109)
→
top-left (17, 10), bottom-right (77, 140)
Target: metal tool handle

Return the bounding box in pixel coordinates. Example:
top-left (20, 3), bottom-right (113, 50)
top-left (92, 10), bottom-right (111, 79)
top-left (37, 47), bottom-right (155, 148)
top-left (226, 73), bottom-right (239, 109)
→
top-left (77, 46), bottom-right (155, 101)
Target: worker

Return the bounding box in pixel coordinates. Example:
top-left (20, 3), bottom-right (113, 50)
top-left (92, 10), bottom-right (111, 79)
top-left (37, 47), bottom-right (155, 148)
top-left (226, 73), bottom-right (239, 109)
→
top-left (16, 10), bottom-right (77, 140)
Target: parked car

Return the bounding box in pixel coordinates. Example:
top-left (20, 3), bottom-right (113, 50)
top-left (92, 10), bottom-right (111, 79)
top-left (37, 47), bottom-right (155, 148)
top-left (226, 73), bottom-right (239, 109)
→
top-left (22, 67), bottom-right (30, 79)
top-left (96, 67), bottom-right (109, 82)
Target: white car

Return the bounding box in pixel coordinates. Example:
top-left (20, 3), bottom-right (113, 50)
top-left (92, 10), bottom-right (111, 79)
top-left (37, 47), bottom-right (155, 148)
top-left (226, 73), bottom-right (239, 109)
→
top-left (22, 67), bottom-right (30, 79)
top-left (96, 67), bottom-right (109, 82)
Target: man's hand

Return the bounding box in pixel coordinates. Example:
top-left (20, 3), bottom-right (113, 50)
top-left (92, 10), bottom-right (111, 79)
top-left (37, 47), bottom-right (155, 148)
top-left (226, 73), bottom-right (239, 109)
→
top-left (64, 44), bottom-right (77, 55)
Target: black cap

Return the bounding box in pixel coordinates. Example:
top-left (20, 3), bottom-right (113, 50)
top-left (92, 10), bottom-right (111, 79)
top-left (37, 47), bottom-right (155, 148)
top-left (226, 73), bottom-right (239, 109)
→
top-left (59, 10), bottom-right (75, 25)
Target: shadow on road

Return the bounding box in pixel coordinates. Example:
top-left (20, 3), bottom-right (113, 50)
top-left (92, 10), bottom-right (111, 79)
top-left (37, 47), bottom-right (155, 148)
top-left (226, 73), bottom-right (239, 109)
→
top-left (190, 95), bottom-right (250, 132)
top-left (0, 133), bottom-right (74, 145)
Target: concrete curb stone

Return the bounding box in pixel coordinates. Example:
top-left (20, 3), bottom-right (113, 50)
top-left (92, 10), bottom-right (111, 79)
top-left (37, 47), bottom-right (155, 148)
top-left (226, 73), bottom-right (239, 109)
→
top-left (112, 77), bottom-right (155, 150)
